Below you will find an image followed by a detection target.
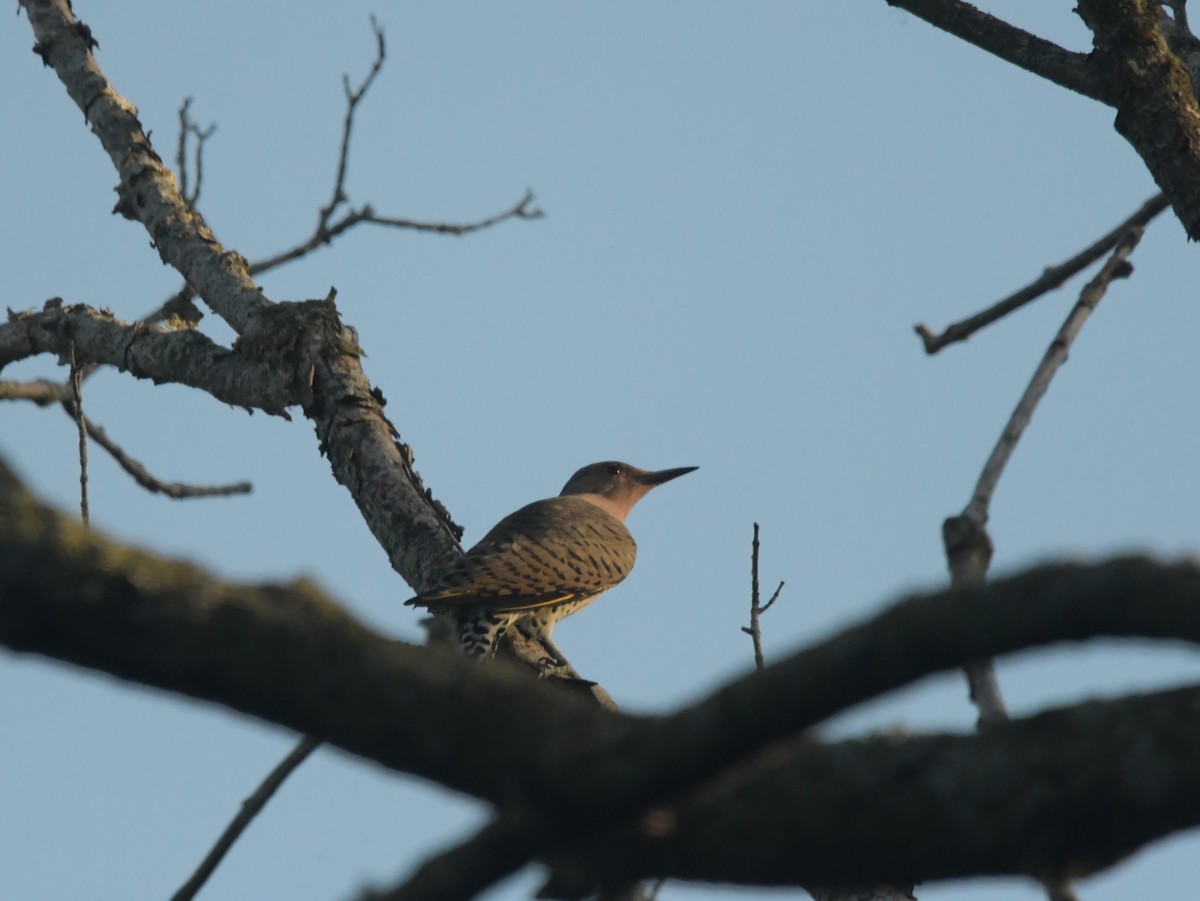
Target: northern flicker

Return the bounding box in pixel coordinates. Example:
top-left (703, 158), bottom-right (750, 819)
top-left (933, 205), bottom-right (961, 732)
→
top-left (405, 461), bottom-right (697, 659)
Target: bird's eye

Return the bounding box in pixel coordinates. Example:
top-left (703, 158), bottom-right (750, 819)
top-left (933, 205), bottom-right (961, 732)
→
top-left (609, 464), bottom-right (622, 476)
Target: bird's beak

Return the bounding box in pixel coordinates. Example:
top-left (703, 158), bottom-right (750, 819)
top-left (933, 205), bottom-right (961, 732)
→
top-left (638, 466), bottom-right (699, 486)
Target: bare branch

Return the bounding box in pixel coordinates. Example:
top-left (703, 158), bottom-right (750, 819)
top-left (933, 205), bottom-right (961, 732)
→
top-left (0, 377), bottom-right (252, 499)
top-left (176, 97), bottom-right (216, 210)
top-left (245, 18), bottom-right (541, 278)
top-left (915, 193), bottom-right (1168, 353)
top-left (75, 407), bottom-right (252, 499)
top-left (170, 736), bottom-right (321, 901)
top-left (885, 0), bottom-right (1110, 103)
top-left (319, 17), bottom-right (388, 231)
top-left (743, 523), bottom-right (784, 671)
top-left (248, 190), bottom-right (544, 275)
top-left (134, 19), bottom-right (541, 329)
top-left (965, 227), bottom-right (1142, 522)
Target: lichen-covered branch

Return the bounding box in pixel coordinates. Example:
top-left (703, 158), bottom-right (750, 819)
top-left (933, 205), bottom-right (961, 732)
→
top-left (1, 302), bottom-right (297, 414)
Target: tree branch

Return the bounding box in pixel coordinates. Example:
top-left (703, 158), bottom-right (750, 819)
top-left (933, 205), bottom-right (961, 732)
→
top-left (0, 377), bottom-right (252, 499)
top-left (885, 0), bottom-right (1111, 103)
top-left (964, 225), bottom-right (1142, 523)
top-left (248, 189), bottom-right (543, 275)
top-left (914, 192), bottom-right (1168, 353)
top-left (19, 0), bottom-right (467, 589)
top-left (542, 683), bottom-right (1200, 894)
top-left (5, 454), bottom-right (1200, 815)
top-left (170, 736), bottom-right (322, 901)
top-left (360, 816), bottom-right (535, 901)
top-left (1, 302), bottom-right (297, 415)
top-left (22, 0), bottom-right (267, 333)
top-left (1078, 0), bottom-right (1200, 239)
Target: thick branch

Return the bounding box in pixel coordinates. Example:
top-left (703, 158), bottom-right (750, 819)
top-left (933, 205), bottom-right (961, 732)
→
top-left (1079, 0), bottom-right (1200, 239)
top-left (363, 816), bottom-right (534, 901)
top-left (543, 684), bottom-right (1200, 894)
top-left (8, 459), bottom-right (1200, 888)
top-left (21, 0), bottom-right (266, 333)
top-left (5, 456), bottom-right (1200, 816)
top-left (1, 302), bottom-right (296, 415)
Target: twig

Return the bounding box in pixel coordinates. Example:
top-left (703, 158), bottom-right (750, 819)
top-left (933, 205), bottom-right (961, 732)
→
top-left (318, 16), bottom-right (388, 231)
top-left (170, 736), bottom-right (321, 901)
top-left (742, 523), bottom-right (784, 671)
top-left (69, 342), bottom-right (88, 525)
top-left (69, 403), bottom-right (252, 499)
top-left (0, 379), bottom-right (252, 498)
top-left (176, 96), bottom-right (216, 210)
top-left (248, 189), bottom-right (543, 275)
top-left (915, 193), bottom-right (1167, 353)
top-left (256, 18), bottom-right (538, 270)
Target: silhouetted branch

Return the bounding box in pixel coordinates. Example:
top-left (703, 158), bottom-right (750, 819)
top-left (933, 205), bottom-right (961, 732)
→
top-left (8, 453), bottom-right (1200, 890)
top-left (6, 453), bottom-right (1200, 812)
top-left (361, 816), bottom-right (534, 901)
top-left (915, 193), bottom-right (1168, 353)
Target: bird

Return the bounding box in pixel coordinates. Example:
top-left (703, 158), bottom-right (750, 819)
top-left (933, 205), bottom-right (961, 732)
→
top-left (405, 461), bottom-right (697, 661)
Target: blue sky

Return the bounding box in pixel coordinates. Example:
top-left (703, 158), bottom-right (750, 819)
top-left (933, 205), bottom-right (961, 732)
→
top-left (4, 3), bottom-right (1200, 900)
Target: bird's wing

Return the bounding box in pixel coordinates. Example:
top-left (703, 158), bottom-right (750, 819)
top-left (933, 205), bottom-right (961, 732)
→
top-left (405, 497), bottom-right (636, 613)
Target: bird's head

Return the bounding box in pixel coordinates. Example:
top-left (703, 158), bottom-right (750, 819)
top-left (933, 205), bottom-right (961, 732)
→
top-left (560, 461), bottom-right (697, 521)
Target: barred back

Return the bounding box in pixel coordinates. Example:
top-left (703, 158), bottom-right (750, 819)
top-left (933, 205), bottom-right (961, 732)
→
top-left (407, 496), bottom-right (638, 613)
